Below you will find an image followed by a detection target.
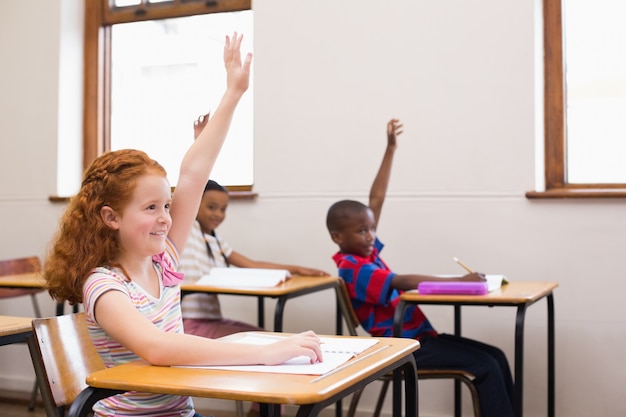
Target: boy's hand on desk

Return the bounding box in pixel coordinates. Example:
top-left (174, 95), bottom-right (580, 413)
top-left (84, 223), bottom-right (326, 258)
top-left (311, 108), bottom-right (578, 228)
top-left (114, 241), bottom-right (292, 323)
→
top-left (263, 330), bottom-right (323, 365)
top-left (460, 272), bottom-right (486, 282)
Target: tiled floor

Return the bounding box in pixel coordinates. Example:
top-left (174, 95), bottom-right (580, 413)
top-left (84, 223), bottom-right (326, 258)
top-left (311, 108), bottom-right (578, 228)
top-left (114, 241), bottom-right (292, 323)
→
top-left (0, 397), bottom-right (45, 417)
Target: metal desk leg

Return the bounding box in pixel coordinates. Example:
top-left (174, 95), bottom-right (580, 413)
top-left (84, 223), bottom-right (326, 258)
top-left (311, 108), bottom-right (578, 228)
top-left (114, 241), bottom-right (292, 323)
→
top-left (403, 358), bottom-right (418, 417)
top-left (257, 296), bottom-right (265, 328)
top-left (454, 305), bottom-right (462, 417)
top-left (514, 304), bottom-right (528, 417)
top-left (392, 301), bottom-right (410, 417)
top-left (335, 286), bottom-right (344, 336)
top-left (56, 301), bottom-right (79, 316)
top-left (547, 293), bottom-right (555, 417)
top-left (393, 368), bottom-right (402, 417)
top-left (274, 296), bottom-right (287, 332)
top-left (335, 290), bottom-right (344, 417)
top-left (392, 359), bottom-right (419, 417)
top-left (392, 300), bottom-right (407, 337)
top-left (260, 403), bottom-right (281, 417)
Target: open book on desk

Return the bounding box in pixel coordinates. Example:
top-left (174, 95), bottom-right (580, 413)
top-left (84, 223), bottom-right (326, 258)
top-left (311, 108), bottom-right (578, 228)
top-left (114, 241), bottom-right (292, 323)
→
top-left (176, 334), bottom-right (380, 375)
top-left (485, 274), bottom-right (508, 292)
top-left (194, 267), bottom-right (290, 288)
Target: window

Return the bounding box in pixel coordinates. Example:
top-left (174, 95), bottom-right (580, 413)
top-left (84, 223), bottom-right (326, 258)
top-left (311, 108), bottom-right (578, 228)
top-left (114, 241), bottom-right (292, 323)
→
top-left (530, 0), bottom-right (626, 198)
top-left (84, 0), bottom-right (253, 189)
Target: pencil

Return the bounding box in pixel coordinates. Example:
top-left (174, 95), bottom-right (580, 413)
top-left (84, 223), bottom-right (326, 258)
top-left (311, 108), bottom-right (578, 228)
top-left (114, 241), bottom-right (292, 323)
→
top-left (453, 257), bottom-right (475, 274)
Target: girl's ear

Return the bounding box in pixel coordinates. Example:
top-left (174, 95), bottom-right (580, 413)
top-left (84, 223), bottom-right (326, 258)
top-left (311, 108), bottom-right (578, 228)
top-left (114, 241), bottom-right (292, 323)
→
top-left (100, 206), bottom-right (120, 230)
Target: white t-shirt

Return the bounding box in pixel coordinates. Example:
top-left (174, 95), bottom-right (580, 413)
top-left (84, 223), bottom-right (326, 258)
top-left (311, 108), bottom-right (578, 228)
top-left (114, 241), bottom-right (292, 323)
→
top-left (179, 220), bottom-right (233, 320)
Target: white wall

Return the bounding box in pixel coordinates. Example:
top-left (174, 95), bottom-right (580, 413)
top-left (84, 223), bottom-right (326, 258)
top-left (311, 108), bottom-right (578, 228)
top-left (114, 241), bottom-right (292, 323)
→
top-left (1, 1), bottom-right (625, 416)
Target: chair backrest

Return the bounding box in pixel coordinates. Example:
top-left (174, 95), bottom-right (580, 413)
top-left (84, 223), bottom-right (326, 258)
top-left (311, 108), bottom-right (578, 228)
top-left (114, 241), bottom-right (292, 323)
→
top-left (0, 255), bottom-right (41, 276)
top-left (28, 312), bottom-right (105, 417)
top-left (336, 279), bottom-right (363, 337)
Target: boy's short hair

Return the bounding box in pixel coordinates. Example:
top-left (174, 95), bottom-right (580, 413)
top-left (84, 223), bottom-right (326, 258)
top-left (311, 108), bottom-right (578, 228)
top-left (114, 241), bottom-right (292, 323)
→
top-left (326, 200), bottom-right (369, 233)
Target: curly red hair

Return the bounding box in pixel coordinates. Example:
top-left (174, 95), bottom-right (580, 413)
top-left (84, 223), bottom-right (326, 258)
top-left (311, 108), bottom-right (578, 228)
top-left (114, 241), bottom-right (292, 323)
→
top-left (44, 149), bottom-right (167, 305)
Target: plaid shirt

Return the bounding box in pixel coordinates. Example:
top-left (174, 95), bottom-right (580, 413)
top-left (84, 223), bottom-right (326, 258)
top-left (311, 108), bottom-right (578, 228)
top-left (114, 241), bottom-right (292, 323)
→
top-left (332, 238), bottom-right (437, 340)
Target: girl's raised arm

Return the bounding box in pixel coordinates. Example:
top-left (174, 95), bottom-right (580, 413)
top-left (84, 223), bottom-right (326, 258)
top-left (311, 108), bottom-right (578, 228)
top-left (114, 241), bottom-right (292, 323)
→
top-left (168, 32), bottom-right (252, 252)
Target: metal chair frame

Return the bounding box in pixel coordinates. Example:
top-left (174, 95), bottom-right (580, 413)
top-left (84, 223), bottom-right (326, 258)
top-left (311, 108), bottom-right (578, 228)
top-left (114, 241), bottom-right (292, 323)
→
top-left (335, 280), bottom-right (481, 417)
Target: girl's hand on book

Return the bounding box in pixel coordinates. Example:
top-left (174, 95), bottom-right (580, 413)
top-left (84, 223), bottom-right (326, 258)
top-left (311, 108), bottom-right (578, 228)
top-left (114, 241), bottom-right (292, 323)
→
top-left (262, 330), bottom-right (323, 365)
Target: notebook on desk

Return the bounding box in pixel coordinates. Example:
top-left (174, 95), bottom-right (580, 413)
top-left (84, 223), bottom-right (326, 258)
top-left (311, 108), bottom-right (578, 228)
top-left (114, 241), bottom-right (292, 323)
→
top-left (176, 334), bottom-right (380, 375)
top-left (485, 274), bottom-right (508, 292)
top-left (195, 267), bottom-right (290, 288)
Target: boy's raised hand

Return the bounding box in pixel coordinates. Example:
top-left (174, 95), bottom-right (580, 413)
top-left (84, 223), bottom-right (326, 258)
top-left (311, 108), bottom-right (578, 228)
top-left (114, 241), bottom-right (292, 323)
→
top-left (223, 32), bottom-right (253, 96)
top-left (193, 112), bottom-right (210, 140)
top-left (387, 118), bottom-right (403, 148)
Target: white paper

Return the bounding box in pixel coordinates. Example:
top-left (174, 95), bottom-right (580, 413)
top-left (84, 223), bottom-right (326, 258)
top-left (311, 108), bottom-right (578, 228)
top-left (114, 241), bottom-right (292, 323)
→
top-left (195, 267), bottom-right (290, 288)
top-left (485, 274), bottom-right (507, 292)
top-left (188, 352), bottom-right (357, 375)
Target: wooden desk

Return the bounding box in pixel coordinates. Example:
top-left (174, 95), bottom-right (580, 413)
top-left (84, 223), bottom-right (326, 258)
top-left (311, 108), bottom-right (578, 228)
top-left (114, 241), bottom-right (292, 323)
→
top-left (0, 271), bottom-right (79, 316)
top-left (393, 281), bottom-right (557, 417)
top-left (0, 315), bottom-right (33, 346)
top-left (0, 271), bottom-right (46, 289)
top-left (182, 276), bottom-right (347, 333)
top-left (74, 334), bottom-right (419, 417)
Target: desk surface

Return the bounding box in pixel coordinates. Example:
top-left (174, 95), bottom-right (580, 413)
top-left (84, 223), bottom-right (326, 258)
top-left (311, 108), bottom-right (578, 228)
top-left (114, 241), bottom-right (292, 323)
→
top-left (86, 334), bottom-right (419, 405)
top-left (0, 315), bottom-right (33, 346)
top-left (401, 281), bottom-right (558, 305)
top-left (0, 271), bottom-right (45, 289)
top-left (181, 275), bottom-right (340, 296)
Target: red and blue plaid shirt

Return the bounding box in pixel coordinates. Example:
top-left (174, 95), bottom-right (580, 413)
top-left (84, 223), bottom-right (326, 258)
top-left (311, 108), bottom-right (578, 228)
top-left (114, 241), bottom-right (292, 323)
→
top-left (333, 238), bottom-right (437, 340)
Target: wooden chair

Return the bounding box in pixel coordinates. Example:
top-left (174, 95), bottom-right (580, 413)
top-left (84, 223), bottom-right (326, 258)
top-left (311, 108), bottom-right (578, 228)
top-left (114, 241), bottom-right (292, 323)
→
top-left (0, 256), bottom-right (44, 410)
top-left (335, 280), bottom-right (481, 417)
top-left (27, 312), bottom-right (121, 417)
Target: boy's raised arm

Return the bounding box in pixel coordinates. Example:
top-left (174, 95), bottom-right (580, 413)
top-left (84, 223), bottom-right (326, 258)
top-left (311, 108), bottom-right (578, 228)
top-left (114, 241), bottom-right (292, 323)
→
top-left (369, 118), bottom-right (402, 225)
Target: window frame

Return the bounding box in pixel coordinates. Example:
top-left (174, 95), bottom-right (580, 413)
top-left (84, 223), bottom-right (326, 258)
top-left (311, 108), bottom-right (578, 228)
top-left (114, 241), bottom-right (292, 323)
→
top-left (83, 0), bottom-right (254, 194)
top-left (527, 0), bottom-right (626, 198)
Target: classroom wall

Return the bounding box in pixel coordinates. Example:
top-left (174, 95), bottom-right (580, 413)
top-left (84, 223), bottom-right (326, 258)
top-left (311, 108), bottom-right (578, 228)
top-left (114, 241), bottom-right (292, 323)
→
top-left (1, 1), bottom-right (625, 416)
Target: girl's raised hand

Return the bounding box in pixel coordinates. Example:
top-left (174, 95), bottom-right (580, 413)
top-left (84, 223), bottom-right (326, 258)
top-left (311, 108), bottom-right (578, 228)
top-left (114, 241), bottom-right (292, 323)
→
top-left (223, 32), bottom-right (253, 96)
top-left (262, 330), bottom-right (323, 366)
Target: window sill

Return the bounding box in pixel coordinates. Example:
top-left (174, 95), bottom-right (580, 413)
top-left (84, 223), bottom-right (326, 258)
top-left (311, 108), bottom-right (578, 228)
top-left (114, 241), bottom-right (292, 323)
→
top-left (226, 190), bottom-right (258, 200)
top-left (48, 190), bottom-right (258, 203)
top-left (526, 188), bottom-right (626, 199)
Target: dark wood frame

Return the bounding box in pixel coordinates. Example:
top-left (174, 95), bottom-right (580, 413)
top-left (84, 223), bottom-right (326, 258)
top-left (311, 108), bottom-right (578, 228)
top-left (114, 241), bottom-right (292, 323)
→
top-left (527, 0), bottom-right (626, 198)
top-left (83, 0), bottom-right (253, 193)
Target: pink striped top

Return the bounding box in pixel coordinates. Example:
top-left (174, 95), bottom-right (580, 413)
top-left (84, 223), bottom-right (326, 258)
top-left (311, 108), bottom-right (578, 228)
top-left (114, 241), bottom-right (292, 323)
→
top-left (83, 239), bottom-right (195, 417)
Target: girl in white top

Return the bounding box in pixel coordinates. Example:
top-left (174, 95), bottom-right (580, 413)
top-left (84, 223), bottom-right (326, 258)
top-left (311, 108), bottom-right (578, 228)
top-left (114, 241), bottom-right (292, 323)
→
top-left (44, 33), bottom-right (322, 417)
top-left (180, 179), bottom-right (329, 339)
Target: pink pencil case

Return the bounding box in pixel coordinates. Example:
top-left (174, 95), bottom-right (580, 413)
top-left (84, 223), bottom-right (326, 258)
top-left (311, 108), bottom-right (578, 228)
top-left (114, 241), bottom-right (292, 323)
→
top-left (418, 281), bottom-right (488, 295)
